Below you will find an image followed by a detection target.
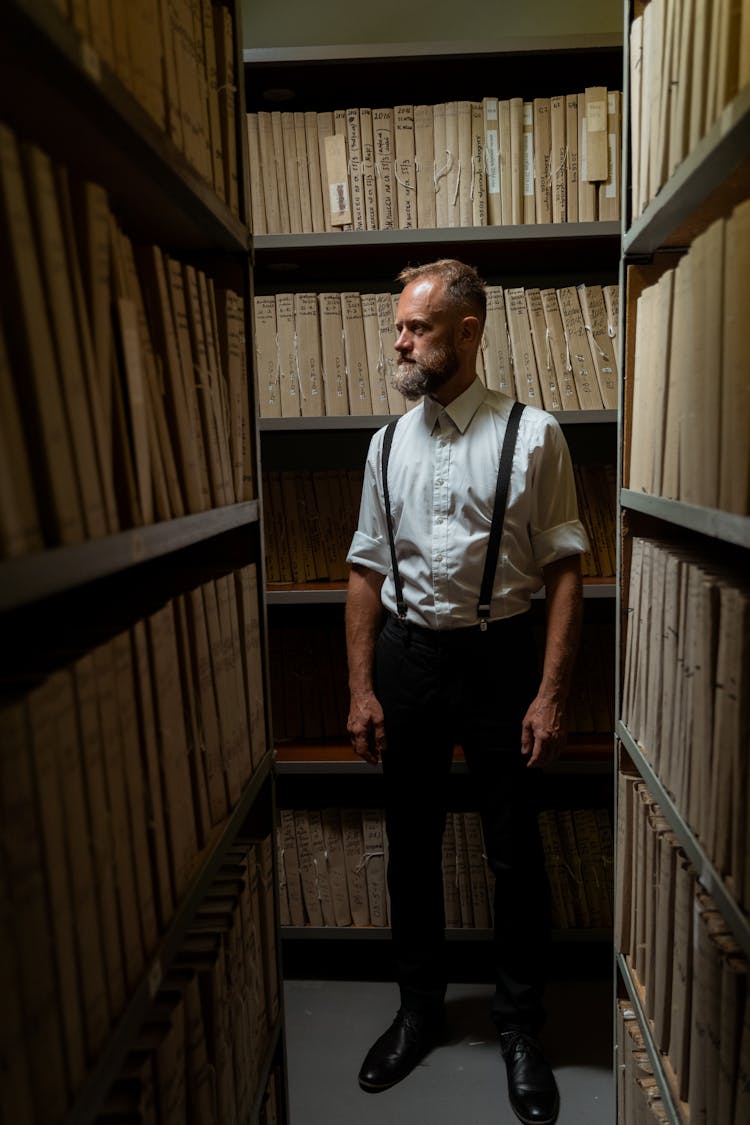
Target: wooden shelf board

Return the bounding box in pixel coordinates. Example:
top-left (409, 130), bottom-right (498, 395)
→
top-left (274, 736), bottom-right (613, 774)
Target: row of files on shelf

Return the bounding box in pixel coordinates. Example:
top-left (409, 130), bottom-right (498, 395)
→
top-left (1, 564), bottom-right (267, 1121)
top-left (279, 805), bottom-right (613, 932)
top-left (247, 89), bottom-right (621, 234)
top-left (262, 462), bottom-right (616, 588)
top-left (52, 0), bottom-right (241, 214)
top-left (254, 281), bottom-right (619, 419)
top-left (0, 121), bottom-right (254, 561)
top-left (270, 617), bottom-right (615, 745)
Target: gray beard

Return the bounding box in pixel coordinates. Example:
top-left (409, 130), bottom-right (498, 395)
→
top-left (391, 346), bottom-right (459, 401)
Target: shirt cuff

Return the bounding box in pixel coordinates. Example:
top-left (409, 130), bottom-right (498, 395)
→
top-left (346, 530), bottom-right (390, 575)
top-left (532, 520), bottom-right (590, 570)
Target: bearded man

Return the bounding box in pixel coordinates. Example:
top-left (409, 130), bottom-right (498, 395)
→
top-left (345, 259), bottom-right (588, 1125)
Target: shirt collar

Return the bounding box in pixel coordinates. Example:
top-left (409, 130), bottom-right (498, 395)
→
top-left (422, 377), bottom-right (487, 435)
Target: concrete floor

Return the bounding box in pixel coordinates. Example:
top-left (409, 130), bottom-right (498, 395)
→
top-left (283, 976), bottom-right (614, 1124)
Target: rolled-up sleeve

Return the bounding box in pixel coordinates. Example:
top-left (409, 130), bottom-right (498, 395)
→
top-left (528, 416), bottom-right (590, 568)
top-left (346, 431), bottom-right (391, 574)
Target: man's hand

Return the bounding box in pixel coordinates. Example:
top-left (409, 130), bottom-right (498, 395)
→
top-left (345, 564), bottom-right (387, 765)
top-left (520, 554), bottom-right (582, 767)
top-left (347, 689), bottom-right (386, 765)
top-left (520, 693), bottom-right (568, 768)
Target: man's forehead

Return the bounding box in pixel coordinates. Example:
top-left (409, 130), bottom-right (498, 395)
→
top-left (398, 276), bottom-right (448, 317)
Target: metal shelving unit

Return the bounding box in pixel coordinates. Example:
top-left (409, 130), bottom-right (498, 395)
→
top-left (615, 4), bottom-right (750, 1119)
top-left (251, 35), bottom-right (622, 973)
top-left (2, 2), bottom-right (285, 1121)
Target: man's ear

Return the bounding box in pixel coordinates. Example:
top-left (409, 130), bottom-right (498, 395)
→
top-left (458, 315), bottom-right (481, 348)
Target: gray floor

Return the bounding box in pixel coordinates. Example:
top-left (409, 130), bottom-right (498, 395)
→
top-left (284, 977), bottom-right (614, 1124)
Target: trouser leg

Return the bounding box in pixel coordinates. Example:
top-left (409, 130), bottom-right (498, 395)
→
top-left (457, 615), bottom-right (551, 1034)
top-left (463, 743), bottom-right (551, 1033)
top-left (376, 620), bottom-right (454, 1011)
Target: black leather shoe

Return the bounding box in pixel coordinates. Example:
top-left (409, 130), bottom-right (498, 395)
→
top-left (499, 1030), bottom-right (559, 1125)
top-left (358, 1007), bottom-right (443, 1092)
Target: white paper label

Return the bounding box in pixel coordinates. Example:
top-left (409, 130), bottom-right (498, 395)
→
top-left (606, 134), bottom-right (617, 198)
top-left (329, 181), bottom-right (350, 224)
top-left (486, 130), bottom-right (500, 193)
top-left (523, 134), bottom-right (534, 196)
top-left (588, 100), bottom-right (606, 132)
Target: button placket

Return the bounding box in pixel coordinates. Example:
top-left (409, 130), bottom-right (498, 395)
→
top-left (432, 415), bottom-right (452, 612)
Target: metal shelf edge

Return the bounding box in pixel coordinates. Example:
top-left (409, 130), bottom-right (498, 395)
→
top-left (274, 756), bottom-right (611, 776)
top-left (623, 84), bottom-right (750, 256)
top-left (265, 582), bottom-right (616, 605)
top-left (620, 489), bottom-right (750, 548)
top-left (254, 222), bottom-right (621, 253)
top-left (616, 954), bottom-right (683, 1125)
top-left (259, 410), bottom-right (617, 432)
top-left (244, 35), bottom-right (623, 65)
top-left (281, 924), bottom-right (612, 941)
top-left (0, 502), bottom-right (259, 613)
top-left (617, 721), bottom-right (750, 958)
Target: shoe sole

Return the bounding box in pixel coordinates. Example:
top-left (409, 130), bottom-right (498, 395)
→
top-left (358, 1076), bottom-right (401, 1093)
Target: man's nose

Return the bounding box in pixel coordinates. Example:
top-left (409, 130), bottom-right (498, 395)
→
top-left (394, 329), bottom-right (409, 353)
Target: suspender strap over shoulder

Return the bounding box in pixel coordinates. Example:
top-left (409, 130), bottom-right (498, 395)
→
top-left (381, 418), bottom-right (407, 620)
top-left (382, 401), bottom-right (525, 628)
top-left (477, 400), bottom-right (525, 629)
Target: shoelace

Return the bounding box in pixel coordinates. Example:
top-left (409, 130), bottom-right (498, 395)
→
top-left (502, 1032), bottom-right (538, 1059)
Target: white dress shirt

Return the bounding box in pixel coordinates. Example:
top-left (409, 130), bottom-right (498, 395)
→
top-left (347, 378), bottom-right (589, 629)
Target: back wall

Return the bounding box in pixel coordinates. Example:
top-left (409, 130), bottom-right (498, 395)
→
top-left (241, 0), bottom-right (621, 49)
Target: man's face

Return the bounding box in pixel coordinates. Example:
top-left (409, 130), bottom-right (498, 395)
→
top-left (392, 278), bottom-right (460, 400)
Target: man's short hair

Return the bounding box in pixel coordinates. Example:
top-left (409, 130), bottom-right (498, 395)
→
top-left (397, 259), bottom-right (487, 329)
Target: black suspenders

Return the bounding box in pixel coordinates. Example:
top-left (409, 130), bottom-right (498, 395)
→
top-left (381, 400), bottom-right (526, 629)
top-left (381, 417), bottom-right (407, 620)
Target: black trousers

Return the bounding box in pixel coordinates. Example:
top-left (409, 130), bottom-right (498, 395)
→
top-left (375, 612), bottom-right (552, 1034)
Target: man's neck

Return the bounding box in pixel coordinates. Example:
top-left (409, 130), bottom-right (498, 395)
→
top-left (427, 367), bottom-right (478, 407)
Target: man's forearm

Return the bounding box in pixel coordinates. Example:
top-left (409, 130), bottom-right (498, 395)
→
top-left (539, 554), bottom-right (584, 705)
top-left (345, 564), bottom-right (386, 695)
